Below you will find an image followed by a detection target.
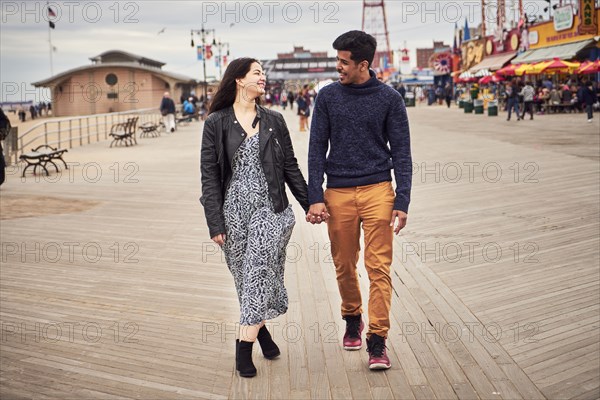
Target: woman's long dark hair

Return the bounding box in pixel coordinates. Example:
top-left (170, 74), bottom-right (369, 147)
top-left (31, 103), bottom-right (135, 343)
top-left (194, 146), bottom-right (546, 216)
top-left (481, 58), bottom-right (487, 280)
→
top-left (208, 57), bottom-right (262, 115)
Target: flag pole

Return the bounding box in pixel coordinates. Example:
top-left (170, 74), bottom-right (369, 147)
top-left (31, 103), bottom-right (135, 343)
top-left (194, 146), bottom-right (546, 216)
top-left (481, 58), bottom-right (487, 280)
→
top-left (49, 22), bottom-right (54, 76)
top-left (47, 2), bottom-right (54, 76)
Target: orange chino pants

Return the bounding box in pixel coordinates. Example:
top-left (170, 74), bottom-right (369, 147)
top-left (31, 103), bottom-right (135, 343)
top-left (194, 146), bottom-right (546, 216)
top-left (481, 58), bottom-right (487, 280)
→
top-left (324, 181), bottom-right (395, 338)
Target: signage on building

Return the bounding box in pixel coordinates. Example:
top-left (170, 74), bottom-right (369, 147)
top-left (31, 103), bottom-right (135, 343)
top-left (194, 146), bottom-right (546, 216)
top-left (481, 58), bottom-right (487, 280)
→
top-left (554, 5), bottom-right (575, 31)
top-left (578, 0), bottom-right (598, 35)
top-left (528, 30), bottom-right (539, 45)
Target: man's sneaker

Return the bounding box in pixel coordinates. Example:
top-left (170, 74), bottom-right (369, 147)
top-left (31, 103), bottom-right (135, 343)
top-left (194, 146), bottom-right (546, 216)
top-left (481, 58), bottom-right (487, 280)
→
top-left (366, 334), bottom-right (391, 370)
top-left (342, 315), bottom-right (364, 350)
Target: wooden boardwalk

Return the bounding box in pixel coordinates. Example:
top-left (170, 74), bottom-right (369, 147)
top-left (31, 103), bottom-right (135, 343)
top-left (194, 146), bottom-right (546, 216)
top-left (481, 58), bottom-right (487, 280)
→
top-left (1, 106), bottom-right (598, 399)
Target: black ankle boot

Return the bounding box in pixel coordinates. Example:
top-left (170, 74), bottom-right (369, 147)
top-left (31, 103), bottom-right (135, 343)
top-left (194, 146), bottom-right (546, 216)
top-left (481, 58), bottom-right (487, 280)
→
top-left (236, 339), bottom-right (257, 378)
top-left (257, 326), bottom-right (280, 359)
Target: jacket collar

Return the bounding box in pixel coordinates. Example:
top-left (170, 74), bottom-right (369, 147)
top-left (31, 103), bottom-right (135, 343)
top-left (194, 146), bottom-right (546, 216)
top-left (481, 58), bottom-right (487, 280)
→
top-left (226, 105), bottom-right (274, 154)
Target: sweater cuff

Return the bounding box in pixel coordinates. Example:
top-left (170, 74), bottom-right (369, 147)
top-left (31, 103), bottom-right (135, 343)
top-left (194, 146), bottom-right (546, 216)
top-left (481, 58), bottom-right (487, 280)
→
top-left (394, 197), bottom-right (409, 214)
top-left (308, 191), bottom-right (325, 205)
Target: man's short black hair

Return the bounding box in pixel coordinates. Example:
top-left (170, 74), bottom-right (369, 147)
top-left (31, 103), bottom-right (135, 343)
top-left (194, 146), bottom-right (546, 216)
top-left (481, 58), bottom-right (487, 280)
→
top-left (332, 30), bottom-right (377, 67)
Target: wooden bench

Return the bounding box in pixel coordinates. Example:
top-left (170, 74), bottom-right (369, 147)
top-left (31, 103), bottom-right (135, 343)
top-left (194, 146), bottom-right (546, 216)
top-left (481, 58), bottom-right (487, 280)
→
top-left (543, 100), bottom-right (582, 114)
top-left (138, 121), bottom-right (164, 138)
top-left (109, 117), bottom-right (138, 147)
top-left (19, 145), bottom-right (68, 177)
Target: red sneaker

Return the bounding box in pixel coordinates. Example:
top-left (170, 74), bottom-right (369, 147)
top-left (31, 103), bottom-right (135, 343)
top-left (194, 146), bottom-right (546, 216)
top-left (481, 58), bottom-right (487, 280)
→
top-left (366, 334), bottom-right (391, 370)
top-left (342, 315), bottom-right (364, 350)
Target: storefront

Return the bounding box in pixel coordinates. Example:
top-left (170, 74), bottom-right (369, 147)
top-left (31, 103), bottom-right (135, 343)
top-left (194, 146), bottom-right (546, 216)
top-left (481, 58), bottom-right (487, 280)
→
top-left (512, 2), bottom-right (599, 64)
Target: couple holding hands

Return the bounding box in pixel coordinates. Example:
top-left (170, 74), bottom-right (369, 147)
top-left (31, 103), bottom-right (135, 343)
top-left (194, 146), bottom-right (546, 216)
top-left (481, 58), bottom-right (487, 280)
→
top-left (200, 30), bottom-right (412, 377)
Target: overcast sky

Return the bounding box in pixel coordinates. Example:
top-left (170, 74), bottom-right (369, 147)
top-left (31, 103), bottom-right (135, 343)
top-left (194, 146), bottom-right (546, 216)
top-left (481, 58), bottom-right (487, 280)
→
top-left (1, 0), bottom-right (554, 103)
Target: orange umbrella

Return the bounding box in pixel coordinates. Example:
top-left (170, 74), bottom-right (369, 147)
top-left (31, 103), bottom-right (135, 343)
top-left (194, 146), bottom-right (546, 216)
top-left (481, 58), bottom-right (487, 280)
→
top-left (578, 60), bottom-right (600, 74)
top-left (523, 60), bottom-right (554, 75)
top-left (496, 63), bottom-right (522, 76)
top-left (538, 58), bottom-right (580, 74)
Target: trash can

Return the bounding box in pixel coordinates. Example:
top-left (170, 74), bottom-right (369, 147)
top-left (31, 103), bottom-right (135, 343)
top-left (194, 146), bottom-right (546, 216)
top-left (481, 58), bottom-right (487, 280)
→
top-left (464, 101), bottom-right (474, 113)
top-left (474, 99), bottom-right (484, 114)
top-left (488, 100), bottom-right (498, 116)
top-left (470, 87), bottom-right (479, 100)
top-left (404, 92), bottom-right (415, 107)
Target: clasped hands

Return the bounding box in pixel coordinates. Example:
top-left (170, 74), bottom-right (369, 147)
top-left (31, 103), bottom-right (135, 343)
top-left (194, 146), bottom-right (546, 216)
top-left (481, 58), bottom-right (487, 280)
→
top-left (306, 203), bottom-right (408, 234)
top-left (306, 203), bottom-right (330, 224)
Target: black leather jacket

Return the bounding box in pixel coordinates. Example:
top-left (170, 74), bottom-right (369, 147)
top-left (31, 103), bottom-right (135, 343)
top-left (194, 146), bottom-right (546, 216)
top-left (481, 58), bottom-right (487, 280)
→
top-left (200, 106), bottom-right (309, 238)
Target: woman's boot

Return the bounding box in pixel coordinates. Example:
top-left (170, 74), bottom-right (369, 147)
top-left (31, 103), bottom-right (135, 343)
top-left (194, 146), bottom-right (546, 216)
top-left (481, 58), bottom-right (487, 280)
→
top-left (236, 339), bottom-right (257, 378)
top-left (257, 325), bottom-right (280, 359)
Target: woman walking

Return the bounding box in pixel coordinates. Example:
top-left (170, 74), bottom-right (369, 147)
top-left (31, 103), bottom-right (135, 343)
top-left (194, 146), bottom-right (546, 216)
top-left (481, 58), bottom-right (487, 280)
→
top-left (200, 58), bottom-right (309, 378)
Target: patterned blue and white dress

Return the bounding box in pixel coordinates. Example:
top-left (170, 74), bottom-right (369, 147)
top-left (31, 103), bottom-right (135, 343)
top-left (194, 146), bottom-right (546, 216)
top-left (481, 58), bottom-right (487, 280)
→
top-left (222, 132), bottom-right (295, 326)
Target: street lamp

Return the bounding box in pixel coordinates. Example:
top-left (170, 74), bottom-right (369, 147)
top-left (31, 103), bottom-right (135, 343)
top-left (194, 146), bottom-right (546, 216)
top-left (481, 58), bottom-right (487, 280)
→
top-left (190, 25), bottom-right (216, 101)
top-left (214, 40), bottom-right (230, 79)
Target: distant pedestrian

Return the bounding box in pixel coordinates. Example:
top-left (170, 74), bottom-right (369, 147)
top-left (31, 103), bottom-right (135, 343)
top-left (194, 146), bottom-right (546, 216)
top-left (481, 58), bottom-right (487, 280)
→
top-left (396, 83), bottom-right (406, 100)
top-left (520, 81), bottom-right (535, 120)
top-left (506, 82), bottom-right (521, 121)
top-left (288, 91), bottom-right (295, 110)
top-left (582, 81), bottom-right (598, 123)
top-left (0, 108), bottom-right (11, 186)
top-left (297, 88), bottom-right (310, 131)
top-left (444, 83), bottom-right (453, 108)
top-left (280, 91), bottom-right (288, 110)
top-left (160, 92), bottom-right (176, 132)
top-left (18, 107), bottom-right (26, 122)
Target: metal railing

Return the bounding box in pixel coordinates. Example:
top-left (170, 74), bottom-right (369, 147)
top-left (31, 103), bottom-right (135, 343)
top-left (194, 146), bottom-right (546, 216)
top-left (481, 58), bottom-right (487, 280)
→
top-left (12, 108), bottom-right (163, 164)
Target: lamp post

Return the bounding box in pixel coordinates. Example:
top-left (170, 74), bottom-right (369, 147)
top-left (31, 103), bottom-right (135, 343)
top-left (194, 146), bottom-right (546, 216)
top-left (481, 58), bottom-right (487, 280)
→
top-left (190, 25), bottom-right (216, 101)
top-left (214, 40), bottom-right (230, 79)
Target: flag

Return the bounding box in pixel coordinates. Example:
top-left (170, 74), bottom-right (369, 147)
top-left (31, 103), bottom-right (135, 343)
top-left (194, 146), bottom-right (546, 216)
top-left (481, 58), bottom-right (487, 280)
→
top-left (463, 18), bottom-right (471, 41)
top-left (48, 7), bottom-right (56, 17)
top-left (196, 46), bottom-right (203, 61)
top-left (49, 21), bottom-right (55, 29)
top-left (205, 45), bottom-right (213, 60)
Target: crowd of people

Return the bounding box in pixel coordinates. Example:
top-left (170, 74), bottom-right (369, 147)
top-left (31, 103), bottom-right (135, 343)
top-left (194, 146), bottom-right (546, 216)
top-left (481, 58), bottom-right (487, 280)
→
top-left (387, 77), bottom-right (599, 123)
top-left (5, 102), bottom-right (53, 123)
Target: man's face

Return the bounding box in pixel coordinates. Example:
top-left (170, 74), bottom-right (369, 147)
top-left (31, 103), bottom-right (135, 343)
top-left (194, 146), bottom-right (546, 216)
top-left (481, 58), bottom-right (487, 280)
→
top-left (336, 50), bottom-right (365, 85)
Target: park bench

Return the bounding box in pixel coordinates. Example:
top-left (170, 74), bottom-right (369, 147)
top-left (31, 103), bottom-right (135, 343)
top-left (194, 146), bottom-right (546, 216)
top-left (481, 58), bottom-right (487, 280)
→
top-left (19, 144), bottom-right (68, 177)
top-left (109, 117), bottom-right (138, 147)
top-left (138, 121), bottom-right (164, 138)
top-left (546, 102), bottom-right (578, 114)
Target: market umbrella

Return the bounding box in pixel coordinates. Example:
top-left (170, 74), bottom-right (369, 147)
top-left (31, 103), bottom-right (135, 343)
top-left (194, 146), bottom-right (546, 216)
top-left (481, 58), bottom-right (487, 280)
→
top-left (521, 60), bottom-right (554, 75)
top-left (478, 74), bottom-right (505, 84)
top-left (538, 58), bottom-right (580, 74)
top-left (578, 60), bottom-right (600, 74)
top-left (496, 63), bottom-right (522, 76)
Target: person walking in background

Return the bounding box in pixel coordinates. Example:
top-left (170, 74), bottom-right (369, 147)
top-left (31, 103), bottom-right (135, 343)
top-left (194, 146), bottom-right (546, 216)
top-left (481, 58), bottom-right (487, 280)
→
top-left (520, 81), bottom-right (535, 120)
top-left (280, 91), bottom-right (288, 110)
top-left (0, 108), bottom-right (10, 186)
top-left (444, 83), bottom-right (453, 108)
top-left (297, 88), bottom-right (310, 132)
top-left (160, 92), bottom-right (176, 132)
top-left (307, 30), bottom-right (412, 371)
top-left (396, 82), bottom-right (406, 100)
top-left (200, 58), bottom-right (309, 378)
top-left (288, 91), bottom-right (295, 110)
top-left (506, 81), bottom-right (521, 121)
top-left (582, 81), bottom-right (598, 123)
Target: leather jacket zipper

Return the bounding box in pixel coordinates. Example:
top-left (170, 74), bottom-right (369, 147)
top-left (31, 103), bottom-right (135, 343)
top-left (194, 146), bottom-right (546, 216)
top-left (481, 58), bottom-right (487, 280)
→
top-left (272, 137), bottom-right (286, 209)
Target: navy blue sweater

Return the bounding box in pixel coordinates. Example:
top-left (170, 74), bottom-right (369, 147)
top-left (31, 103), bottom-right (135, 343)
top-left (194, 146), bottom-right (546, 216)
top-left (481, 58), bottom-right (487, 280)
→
top-left (308, 70), bottom-right (412, 213)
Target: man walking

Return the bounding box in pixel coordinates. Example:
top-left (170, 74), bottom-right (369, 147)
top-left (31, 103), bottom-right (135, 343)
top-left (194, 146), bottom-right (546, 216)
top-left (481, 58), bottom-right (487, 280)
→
top-left (307, 30), bottom-right (412, 370)
top-left (160, 92), bottom-right (176, 133)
